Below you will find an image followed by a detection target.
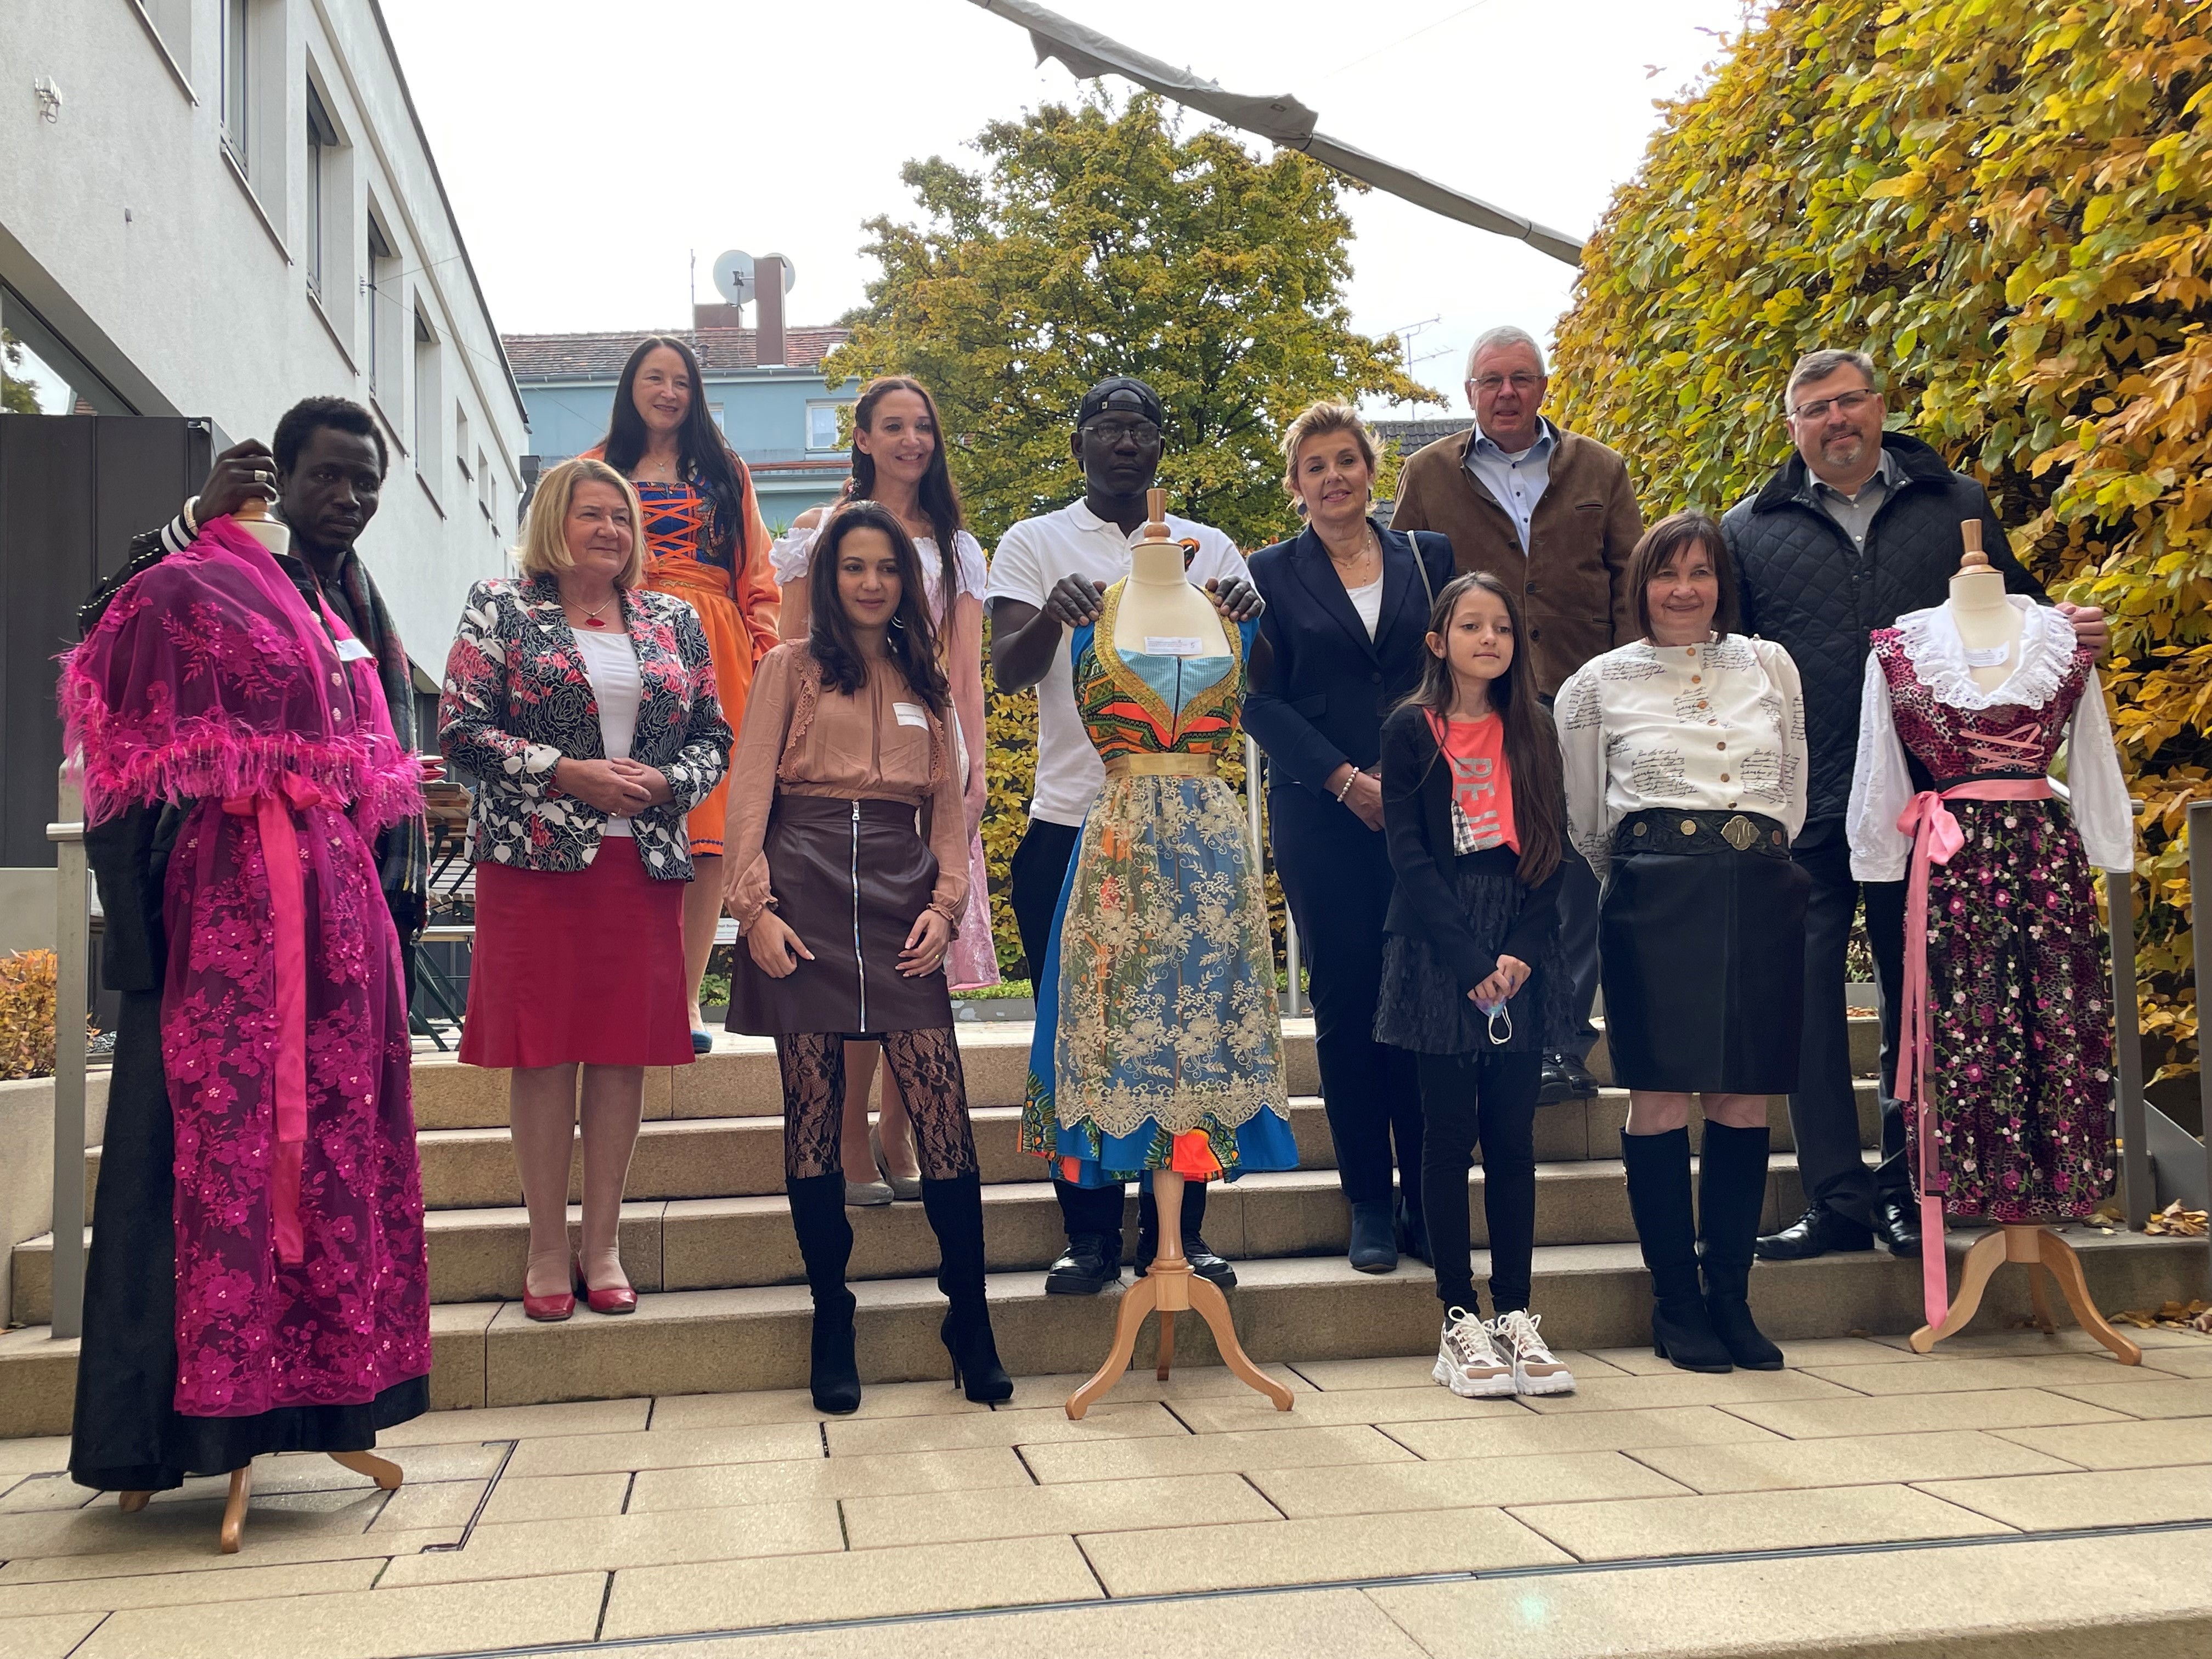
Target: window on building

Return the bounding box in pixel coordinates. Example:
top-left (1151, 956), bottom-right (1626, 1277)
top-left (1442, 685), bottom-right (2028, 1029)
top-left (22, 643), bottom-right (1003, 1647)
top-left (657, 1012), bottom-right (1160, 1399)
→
top-left (365, 215), bottom-right (396, 399)
top-left (456, 407), bottom-right (472, 479)
top-left (806, 403), bottom-right (842, 450)
top-left (413, 307), bottom-right (439, 481)
top-left (477, 450), bottom-right (491, 519)
top-left (220, 0), bottom-right (250, 165)
top-left (1, 283), bottom-right (133, 415)
top-left (709, 403), bottom-right (726, 433)
top-left (305, 82), bottom-right (337, 301)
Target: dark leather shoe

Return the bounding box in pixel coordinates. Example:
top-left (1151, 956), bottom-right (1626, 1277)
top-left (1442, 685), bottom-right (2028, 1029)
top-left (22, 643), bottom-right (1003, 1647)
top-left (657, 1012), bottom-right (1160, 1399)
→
top-left (1348, 1201), bottom-right (1399, 1273)
top-left (1396, 1197), bottom-right (1432, 1266)
top-left (1136, 1233), bottom-right (1237, 1288)
top-left (1538, 1051), bottom-right (1598, 1105)
top-left (1754, 1204), bottom-right (1875, 1261)
top-left (1876, 1198), bottom-right (1922, 1259)
top-left (1044, 1233), bottom-right (1122, 1295)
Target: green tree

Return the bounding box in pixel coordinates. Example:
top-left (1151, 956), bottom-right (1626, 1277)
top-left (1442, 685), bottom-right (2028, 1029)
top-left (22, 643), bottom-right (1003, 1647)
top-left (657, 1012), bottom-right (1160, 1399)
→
top-left (827, 91), bottom-right (1425, 974)
top-left (1551, 0), bottom-right (2212, 1081)
top-left (2, 329), bottom-right (43, 416)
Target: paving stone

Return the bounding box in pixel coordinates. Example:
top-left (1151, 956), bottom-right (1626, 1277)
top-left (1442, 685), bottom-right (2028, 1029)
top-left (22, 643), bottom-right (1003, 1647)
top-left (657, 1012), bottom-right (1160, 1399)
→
top-left (477, 1472), bottom-right (633, 1525)
top-left (600, 1534), bottom-right (1101, 1638)
top-left (378, 1498), bottom-right (841, 1583)
top-left (0, 1527), bottom-right (462, 1585)
top-left (1716, 1386), bottom-right (2132, 1441)
top-left (501, 1420), bottom-right (827, 1479)
top-left (843, 1471), bottom-right (1276, 1548)
top-left (1079, 1506), bottom-right (1568, 1595)
top-left (1384, 1404), bottom-right (1783, 1462)
top-left (0, 1558), bottom-right (383, 1618)
top-left (2040, 1378), bottom-right (2212, 1419)
top-left (1915, 1464), bottom-right (2212, 1530)
top-left (0, 1612), bottom-right (104, 1659)
top-left (1507, 1482), bottom-right (2005, 1561)
top-left (1991, 1415), bottom-right (2212, 1470)
top-left (1629, 1429), bottom-right (2078, 1494)
top-left (1022, 1424), bottom-right (1417, 1485)
top-left (1802, 1353), bottom-right (2173, 1396)
top-left (1250, 1450), bottom-right (1691, 1516)
top-left (1509, 1368), bottom-right (1855, 1414)
top-left (822, 1401), bottom-right (1183, 1456)
top-left (628, 1447), bottom-right (1030, 1513)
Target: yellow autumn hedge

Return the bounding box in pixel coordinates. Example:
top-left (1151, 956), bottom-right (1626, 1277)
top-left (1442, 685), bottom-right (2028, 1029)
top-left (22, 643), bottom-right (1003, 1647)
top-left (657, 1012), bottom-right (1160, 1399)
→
top-left (1551, 0), bottom-right (2212, 1077)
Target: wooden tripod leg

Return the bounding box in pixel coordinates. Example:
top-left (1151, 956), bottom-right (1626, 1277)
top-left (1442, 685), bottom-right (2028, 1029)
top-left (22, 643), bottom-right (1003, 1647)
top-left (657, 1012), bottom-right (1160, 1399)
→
top-left (2037, 1229), bottom-right (2143, 1366)
top-left (117, 1490), bottom-right (152, 1514)
top-left (329, 1451), bottom-right (403, 1491)
top-left (2026, 1262), bottom-right (2058, 1334)
top-left (1066, 1273), bottom-right (1160, 1420)
top-left (1909, 1230), bottom-right (2008, 1353)
top-left (218, 1465), bottom-right (251, 1554)
top-left (1185, 1274), bottom-right (1292, 1411)
top-left (1155, 1309), bottom-right (1176, 1381)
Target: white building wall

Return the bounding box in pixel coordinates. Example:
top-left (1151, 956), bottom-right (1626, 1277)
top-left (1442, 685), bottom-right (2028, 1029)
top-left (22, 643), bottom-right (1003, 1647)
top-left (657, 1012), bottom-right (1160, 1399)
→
top-left (0, 0), bottom-right (528, 668)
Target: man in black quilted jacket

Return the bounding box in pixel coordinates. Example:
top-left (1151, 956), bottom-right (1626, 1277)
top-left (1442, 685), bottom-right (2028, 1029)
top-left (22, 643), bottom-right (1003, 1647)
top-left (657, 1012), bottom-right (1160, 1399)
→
top-left (1723, 348), bottom-right (2107, 1263)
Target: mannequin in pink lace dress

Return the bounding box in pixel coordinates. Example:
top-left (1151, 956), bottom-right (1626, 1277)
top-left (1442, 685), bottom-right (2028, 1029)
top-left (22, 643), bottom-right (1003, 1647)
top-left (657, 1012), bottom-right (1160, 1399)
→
top-left (61, 508), bottom-right (431, 1546)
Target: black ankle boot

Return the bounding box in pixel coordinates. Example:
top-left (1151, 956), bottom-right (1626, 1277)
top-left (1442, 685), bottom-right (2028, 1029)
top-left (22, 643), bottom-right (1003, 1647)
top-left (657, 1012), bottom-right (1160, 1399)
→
top-left (1699, 1122), bottom-right (1784, 1370)
top-left (921, 1172), bottom-right (1012, 1403)
top-left (786, 1173), bottom-right (862, 1413)
top-left (1620, 1129), bottom-right (1732, 1374)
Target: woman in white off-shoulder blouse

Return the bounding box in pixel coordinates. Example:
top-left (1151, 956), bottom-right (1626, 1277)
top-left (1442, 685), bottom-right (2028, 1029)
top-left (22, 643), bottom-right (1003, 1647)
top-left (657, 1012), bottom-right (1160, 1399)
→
top-left (1555, 511), bottom-right (1809, 1378)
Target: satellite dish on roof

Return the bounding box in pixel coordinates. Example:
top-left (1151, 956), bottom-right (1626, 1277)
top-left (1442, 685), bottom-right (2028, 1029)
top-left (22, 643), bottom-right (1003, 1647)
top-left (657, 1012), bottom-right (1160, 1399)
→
top-left (711, 250), bottom-right (754, 308)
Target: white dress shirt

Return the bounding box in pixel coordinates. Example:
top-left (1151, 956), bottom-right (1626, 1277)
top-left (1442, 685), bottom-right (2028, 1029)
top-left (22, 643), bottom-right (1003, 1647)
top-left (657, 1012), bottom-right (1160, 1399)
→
top-left (1556, 633), bottom-right (1809, 879)
top-left (571, 627), bottom-right (641, 837)
top-left (984, 500), bottom-right (1245, 826)
top-left (1462, 417), bottom-right (1556, 554)
top-left (1847, 597), bottom-right (2134, 878)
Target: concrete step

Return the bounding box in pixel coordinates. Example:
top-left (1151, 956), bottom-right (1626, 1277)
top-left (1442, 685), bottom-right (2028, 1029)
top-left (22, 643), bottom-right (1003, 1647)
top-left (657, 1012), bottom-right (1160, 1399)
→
top-left (10, 1156), bottom-right (1826, 1321)
top-left (70, 1080), bottom-right (1889, 1218)
top-left (407, 1016), bottom-right (1884, 1131)
top-left (2, 1228), bottom-right (2198, 1434)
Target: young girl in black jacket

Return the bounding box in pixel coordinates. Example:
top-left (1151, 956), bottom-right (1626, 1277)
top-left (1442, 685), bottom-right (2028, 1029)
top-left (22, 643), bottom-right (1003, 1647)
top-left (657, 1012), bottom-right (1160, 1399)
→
top-left (1375, 572), bottom-right (1575, 1398)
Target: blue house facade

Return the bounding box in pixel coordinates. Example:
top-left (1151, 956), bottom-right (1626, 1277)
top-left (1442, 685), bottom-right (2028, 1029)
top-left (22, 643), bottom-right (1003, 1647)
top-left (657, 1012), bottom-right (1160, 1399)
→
top-left (503, 321), bottom-right (858, 530)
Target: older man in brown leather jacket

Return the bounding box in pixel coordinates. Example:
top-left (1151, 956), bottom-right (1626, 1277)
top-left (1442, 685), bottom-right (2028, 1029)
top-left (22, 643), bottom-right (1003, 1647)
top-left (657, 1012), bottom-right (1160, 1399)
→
top-left (1392, 325), bottom-right (1644, 1104)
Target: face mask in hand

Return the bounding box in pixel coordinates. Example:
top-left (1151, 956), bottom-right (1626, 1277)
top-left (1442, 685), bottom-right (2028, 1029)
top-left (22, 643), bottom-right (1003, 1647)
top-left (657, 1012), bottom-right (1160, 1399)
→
top-left (1474, 996), bottom-right (1513, 1046)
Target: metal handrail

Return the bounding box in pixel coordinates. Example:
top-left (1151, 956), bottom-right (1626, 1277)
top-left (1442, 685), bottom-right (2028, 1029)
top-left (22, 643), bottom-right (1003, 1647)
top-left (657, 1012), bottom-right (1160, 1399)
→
top-left (2190, 798), bottom-right (2212, 1279)
top-left (47, 768), bottom-right (87, 1342)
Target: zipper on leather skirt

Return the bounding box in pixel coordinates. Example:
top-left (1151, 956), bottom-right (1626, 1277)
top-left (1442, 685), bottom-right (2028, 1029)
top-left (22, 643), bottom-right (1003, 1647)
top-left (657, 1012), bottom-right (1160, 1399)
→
top-left (849, 800), bottom-right (866, 1032)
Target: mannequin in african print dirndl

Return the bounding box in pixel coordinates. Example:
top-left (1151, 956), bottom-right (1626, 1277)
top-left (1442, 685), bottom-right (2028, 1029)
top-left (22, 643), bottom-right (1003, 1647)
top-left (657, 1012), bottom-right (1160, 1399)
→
top-left (1020, 579), bottom-right (1297, 1187)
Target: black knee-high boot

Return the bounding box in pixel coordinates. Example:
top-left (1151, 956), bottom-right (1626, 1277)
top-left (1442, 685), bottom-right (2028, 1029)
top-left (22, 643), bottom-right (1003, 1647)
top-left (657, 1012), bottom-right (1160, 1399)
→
top-left (1699, 1122), bottom-right (1784, 1370)
top-left (921, 1172), bottom-right (1012, 1403)
top-left (1620, 1128), bottom-right (1732, 1374)
top-left (786, 1173), bottom-right (861, 1413)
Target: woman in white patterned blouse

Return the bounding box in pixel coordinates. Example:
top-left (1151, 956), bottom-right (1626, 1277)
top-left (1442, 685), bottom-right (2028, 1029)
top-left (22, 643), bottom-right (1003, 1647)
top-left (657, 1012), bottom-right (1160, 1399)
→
top-left (1556, 511), bottom-right (1808, 1376)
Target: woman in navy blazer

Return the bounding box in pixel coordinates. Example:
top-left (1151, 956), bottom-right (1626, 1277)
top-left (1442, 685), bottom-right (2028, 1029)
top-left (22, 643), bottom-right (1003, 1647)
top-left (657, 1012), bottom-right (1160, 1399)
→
top-left (1246, 404), bottom-right (1457, 1273)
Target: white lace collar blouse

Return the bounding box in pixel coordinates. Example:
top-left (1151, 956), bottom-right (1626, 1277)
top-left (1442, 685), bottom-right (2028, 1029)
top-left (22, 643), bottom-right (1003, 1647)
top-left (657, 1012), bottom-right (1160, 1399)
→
top-left (1847, 597), bottom-right (2133, 879)
top-left (1556, 633), bottom-right (1809, 879)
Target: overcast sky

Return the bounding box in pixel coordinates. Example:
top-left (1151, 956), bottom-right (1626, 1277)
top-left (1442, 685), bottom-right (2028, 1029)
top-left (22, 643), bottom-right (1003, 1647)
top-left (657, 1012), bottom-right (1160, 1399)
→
top-left (384, 0), bottom-right (1750, 415)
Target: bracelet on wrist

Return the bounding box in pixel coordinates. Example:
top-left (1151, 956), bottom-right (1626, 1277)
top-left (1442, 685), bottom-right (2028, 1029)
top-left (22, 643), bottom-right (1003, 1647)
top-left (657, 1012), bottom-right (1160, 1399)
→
top-left (1335, 768), bottom-right (1361, 803)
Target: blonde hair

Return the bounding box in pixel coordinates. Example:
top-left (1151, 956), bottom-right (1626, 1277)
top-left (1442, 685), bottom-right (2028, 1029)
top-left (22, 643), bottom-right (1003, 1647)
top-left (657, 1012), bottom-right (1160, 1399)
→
top-left (1280, 401), bottom-right (1379, 498)
top-left (516, 457), bottom-right (646, 588)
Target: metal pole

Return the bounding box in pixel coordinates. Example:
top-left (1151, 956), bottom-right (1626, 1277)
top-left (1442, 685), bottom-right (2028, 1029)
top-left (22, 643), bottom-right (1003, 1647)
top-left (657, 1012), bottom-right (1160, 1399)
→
top-left (1244, 735), bottom-right (1305, 1020)
top-left (2190, 799), bottom-right (2212, 1281)
top-left (2111, 859), bottom-right (2151, 1231)
top-left (47, 765), bottom-right (88, 1342)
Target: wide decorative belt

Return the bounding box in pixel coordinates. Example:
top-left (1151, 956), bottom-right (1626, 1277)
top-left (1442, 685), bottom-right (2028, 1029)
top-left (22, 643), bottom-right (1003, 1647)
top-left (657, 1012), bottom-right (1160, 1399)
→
top-left (1104, 754), bottom-right (1220, 779)
top-left (1896, 777), bottom-right (2056, 1333)
top-left (1613, 808), bottom-right (1789, 858)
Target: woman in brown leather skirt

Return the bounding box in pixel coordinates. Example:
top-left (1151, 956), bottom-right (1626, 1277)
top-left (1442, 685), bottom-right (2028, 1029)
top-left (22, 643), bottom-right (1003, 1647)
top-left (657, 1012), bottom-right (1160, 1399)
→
top-left (723, 500), bottom-right (1009, 1413)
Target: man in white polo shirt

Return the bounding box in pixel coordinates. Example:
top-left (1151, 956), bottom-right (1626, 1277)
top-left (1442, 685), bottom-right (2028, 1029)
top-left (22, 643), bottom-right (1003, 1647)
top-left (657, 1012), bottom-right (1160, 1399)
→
top-left (988, 376), bottom-right (1260, 1295)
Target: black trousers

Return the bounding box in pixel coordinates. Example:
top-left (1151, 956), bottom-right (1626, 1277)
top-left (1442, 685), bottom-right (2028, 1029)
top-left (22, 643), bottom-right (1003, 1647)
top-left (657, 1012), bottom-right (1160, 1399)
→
top-left (1009, 816), bottom-right (1209, 1241)
top-left (1271, 788), bottom-right (1421, 1210)
top-left (1417, 1049), bottom-right (1542, 1318)
top-left (1788, 816), bottom-right (1910, 1227)
top-left (1538, 694), bottom-right (1601, 1060)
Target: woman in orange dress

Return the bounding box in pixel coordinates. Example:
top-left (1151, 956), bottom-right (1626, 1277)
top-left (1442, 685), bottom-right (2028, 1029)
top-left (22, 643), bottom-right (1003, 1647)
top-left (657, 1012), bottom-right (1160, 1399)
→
top-left (586, 336), bottom-right (781, 1046)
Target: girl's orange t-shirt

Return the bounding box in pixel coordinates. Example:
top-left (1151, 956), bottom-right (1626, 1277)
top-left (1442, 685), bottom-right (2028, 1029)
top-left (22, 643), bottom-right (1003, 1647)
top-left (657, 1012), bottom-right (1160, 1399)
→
top-left (1425, 708), bottom-right (1518, 854)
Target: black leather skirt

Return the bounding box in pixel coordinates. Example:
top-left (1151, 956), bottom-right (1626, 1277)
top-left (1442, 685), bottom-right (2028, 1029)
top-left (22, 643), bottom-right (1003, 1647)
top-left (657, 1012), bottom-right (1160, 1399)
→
top-left (1599, 809), bottom-right (1808, 1094)
top-left (726, 795), bottom-right (953, 1038)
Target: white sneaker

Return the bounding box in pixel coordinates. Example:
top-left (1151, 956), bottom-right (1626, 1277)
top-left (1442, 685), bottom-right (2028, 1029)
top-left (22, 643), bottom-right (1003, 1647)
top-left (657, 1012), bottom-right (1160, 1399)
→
top-left (1491, 1308), bottom-right (1576, 1396)
top-left (1433, 1306), bottom-right (1516, 1398)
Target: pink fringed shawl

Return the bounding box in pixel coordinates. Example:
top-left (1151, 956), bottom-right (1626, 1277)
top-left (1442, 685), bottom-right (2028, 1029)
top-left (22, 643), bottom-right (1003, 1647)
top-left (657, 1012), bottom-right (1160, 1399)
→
top-left (61, 515), bottom-right (421, 831)
top-left (59, 515), bottom-right (430, 1417)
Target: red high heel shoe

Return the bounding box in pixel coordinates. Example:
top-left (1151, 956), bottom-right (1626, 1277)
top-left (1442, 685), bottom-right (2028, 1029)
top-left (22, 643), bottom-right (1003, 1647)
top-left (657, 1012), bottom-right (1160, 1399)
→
top-left (521, 1266), bottom-right (574, 1322)
top-left (574, 1254), bottom-right (637, 1316)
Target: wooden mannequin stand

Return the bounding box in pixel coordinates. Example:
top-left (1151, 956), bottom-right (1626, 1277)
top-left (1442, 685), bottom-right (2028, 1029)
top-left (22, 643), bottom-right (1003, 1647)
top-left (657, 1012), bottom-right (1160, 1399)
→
top-left (117, 1451), bottom-right (405, 1553)
top-left (1910, 1223), bottom-right (2141, 1363)
top-left (1066, 1170), bottom-right (1293, 1419)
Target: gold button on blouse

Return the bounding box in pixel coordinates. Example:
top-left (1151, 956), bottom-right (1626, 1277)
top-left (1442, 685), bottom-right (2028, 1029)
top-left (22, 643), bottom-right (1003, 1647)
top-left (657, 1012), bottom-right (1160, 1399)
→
top-left (1721, 774), bottom-right (1730, 782)
top-left (1680, 819), bottom-right (1697, 835)
top-left (1691, 674), bottom-right (1701, 684)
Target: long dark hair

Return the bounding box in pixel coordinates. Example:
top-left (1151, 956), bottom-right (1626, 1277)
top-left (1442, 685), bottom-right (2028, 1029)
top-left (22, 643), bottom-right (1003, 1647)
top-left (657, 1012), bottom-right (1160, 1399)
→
top-left (847, 376), bottom-right (964, 615)
top-left (601, 336), bottom-right (748, 570)
top-left (1401, 571), bottom-right (1562, 886)
top-left (806, 501), bottom-right (949, 715)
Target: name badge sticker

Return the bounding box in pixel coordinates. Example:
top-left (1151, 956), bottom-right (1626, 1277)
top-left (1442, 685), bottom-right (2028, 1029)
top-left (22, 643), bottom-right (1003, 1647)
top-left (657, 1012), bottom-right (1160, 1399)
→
top-left (1962, 644), bottom-right (2010, 668)
top-left (893, 701), bottom-right (930, 730)
top-left (335, 638), bottom-right (376, 663)
top-left (1144, 636), bottom-right (1205, 657)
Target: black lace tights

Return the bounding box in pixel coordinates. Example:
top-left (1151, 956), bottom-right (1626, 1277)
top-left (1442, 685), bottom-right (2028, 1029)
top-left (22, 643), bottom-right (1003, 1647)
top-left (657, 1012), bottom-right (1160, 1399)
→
top-left (775, 1028), bottom-right (977, 1181)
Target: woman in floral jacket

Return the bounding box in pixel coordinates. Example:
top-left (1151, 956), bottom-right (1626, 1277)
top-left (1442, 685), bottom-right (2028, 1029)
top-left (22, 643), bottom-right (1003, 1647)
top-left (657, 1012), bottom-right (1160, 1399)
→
top-left (439, 456), bottom-right (729, 1320)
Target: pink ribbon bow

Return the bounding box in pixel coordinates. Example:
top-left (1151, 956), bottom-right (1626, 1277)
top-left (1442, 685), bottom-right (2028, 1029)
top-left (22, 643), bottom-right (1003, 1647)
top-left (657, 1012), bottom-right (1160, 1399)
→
top-left (222, 772), bottom-right (329, 1267)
